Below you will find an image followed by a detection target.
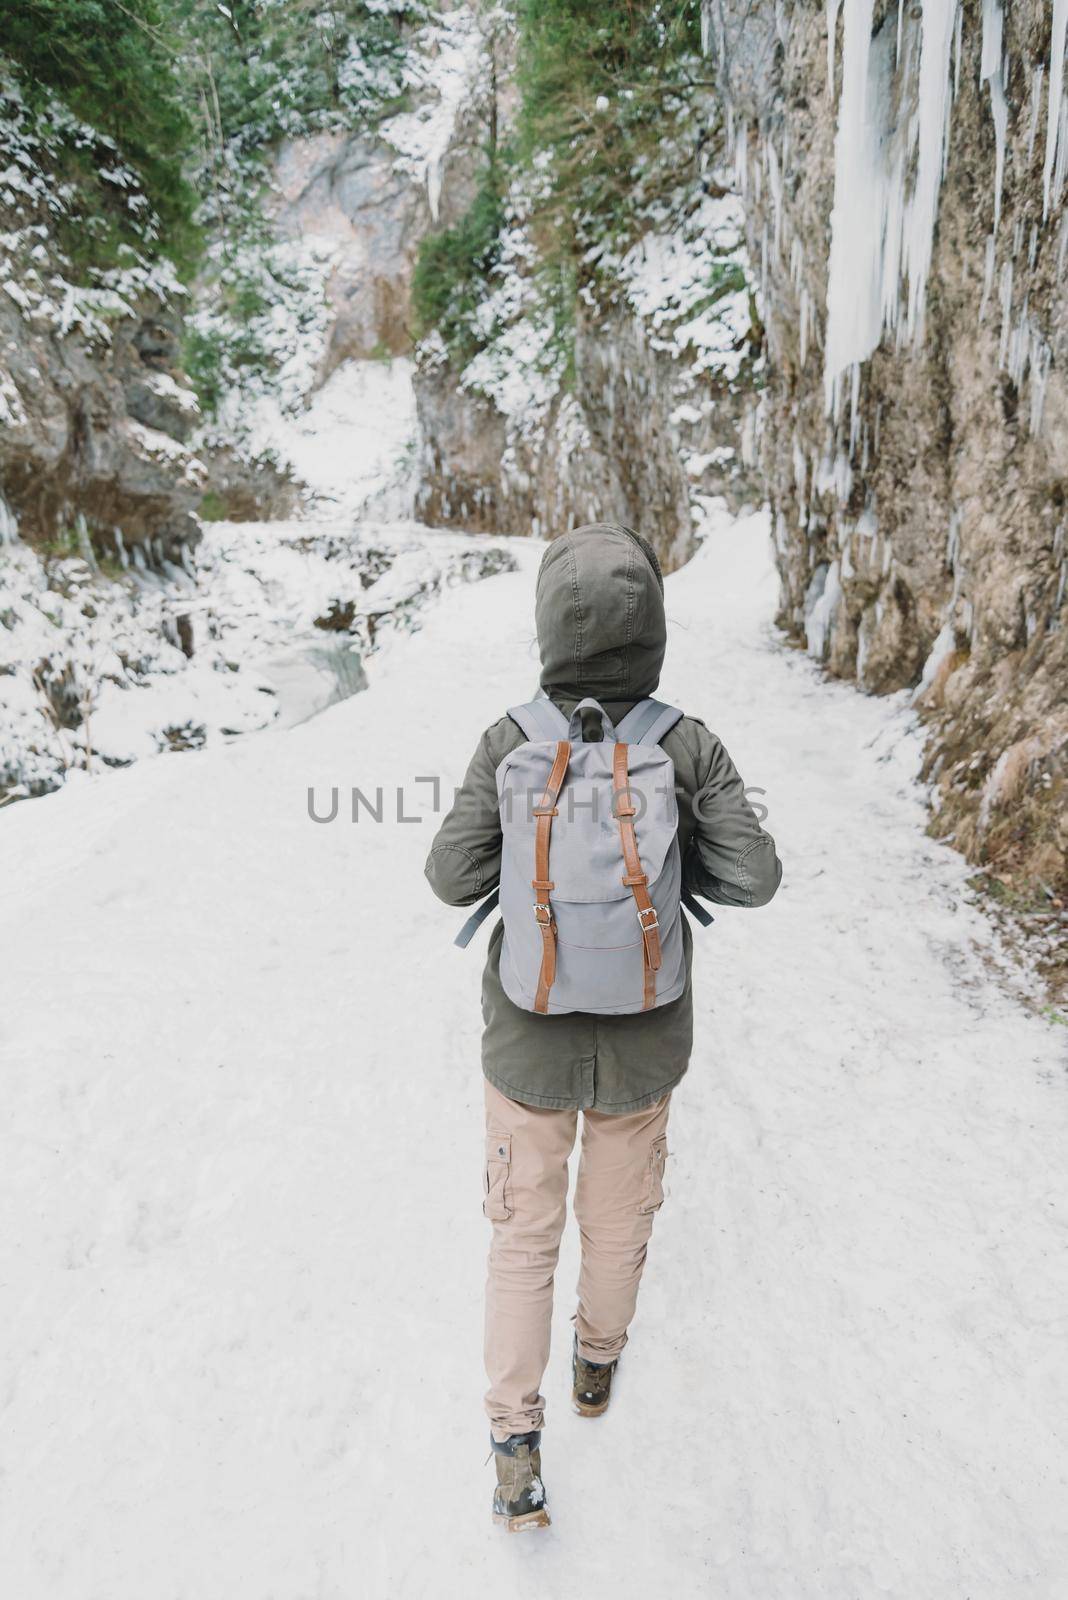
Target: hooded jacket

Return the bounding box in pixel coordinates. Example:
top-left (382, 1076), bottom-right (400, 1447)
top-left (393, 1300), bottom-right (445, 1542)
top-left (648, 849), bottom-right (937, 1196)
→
top-left (425, 524), bottom-right (781, 1112)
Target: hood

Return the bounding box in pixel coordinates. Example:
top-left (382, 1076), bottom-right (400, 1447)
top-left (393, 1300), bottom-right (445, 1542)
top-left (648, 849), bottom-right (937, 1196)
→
top-left (535, 524), bottom-right (666, 703)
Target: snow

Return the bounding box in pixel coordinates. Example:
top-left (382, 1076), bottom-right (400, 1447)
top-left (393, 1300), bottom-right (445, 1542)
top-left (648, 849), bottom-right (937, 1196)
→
top-left (140, 369), bottom-right (202, 417)
top-left (196, 229), bottom-right (337, 468)
top-left (618, 192), bottom-right (753, 381)
top-left (0, 71), bottom-right (183, 344)
top-left (440, 174), bottom-right (756, 528)
top-left (456, 215), bottom-right (566, 431)
top-left (1, 509), bottom-right (1066, 1597)
top-left (126, 420), bottom-right (207, 485)
top-left (244, 357), bottom-right (420, 518)
top-left (1043, 0), bottom-right (1068, 218)
top-left (380, 5), bottom-right (483, 222)
top-left (0, 520), bottom-right (512, 794)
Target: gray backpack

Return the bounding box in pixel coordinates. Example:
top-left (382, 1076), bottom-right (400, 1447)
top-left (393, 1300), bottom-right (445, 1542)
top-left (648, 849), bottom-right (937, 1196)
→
top-left (456, 693), bottom-right (712, 1016)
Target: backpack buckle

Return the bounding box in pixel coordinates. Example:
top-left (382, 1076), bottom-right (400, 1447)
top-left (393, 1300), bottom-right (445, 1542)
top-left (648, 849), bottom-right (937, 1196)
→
top-left (532, 903), bottom-right (552, 925)
top-left (636, 906), bottom-right (659, 930)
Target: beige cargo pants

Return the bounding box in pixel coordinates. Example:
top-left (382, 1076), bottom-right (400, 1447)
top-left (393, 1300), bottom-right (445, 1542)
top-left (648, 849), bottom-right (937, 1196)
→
top-left (482, 1078), bottom-right (672, 1441)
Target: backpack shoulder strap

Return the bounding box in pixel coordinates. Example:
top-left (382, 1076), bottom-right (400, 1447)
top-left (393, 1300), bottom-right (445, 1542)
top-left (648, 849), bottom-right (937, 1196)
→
top-left (614, 698), bottom-right (684, 747)
top-left (454, 888), bottom-right (500, 948)
top-left (507, 697), bottom-right (570, 742)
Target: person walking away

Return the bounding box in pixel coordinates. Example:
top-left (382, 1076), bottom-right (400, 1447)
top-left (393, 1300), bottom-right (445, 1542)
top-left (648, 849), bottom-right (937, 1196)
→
top-left (425, 523), bottom-right (782, 1531)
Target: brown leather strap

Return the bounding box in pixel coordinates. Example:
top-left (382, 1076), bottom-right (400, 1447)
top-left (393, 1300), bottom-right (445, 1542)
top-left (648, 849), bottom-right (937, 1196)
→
top-left (613, 742), bottom-right (661, 1011)
top-left (532, 740), bottom-right (571, 1013)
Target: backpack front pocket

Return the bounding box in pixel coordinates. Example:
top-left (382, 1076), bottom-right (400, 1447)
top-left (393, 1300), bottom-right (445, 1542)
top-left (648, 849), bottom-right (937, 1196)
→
top-left (483, 1132), bottom-right (513, 1221)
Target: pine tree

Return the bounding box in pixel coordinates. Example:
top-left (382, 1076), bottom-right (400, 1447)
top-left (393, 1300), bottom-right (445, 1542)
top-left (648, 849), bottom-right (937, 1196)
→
top-left (3, 0), bottom-right (198, 266)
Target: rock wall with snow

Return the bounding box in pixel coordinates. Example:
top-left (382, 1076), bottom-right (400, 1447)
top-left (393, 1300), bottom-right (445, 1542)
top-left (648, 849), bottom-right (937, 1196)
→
top-left (0, 78), bottom-right (205, 563)
top-left (269, 7), bottom-right (486, 383)
top-left (0, 8), bottom-right (507, 804)
top-left (704, 0), bottom-right (1068, 893)
top-left (404, 10), bottom-right (761, 574)
top-left (414, 299), bottom-right (698, 567)
top-left (412, 185), bottom-right (761, 572)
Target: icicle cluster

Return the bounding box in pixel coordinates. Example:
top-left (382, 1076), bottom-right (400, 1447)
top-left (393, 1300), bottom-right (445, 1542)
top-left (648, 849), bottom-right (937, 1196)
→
top-left (703, 0), bottom-right (1068, 695)
top-left (821, 0), bottom-right (1067, 438)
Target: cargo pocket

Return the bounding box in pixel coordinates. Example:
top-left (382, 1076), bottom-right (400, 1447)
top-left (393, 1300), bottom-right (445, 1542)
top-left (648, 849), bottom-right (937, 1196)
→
top-left (483, 1133), bottom-right (513, 1221)
top-left (637, 1134), bottom-right (669, 1215)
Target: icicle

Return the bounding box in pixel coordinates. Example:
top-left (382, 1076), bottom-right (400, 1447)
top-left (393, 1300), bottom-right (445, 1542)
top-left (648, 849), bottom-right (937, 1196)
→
top-left (1043, 0), bottom-right (1068, 219)
top-left (0, 493), bottom-right (17, 543)
top-left (980, 0), bottom-right (1008, 234)
top-left (849, 360), bottom-right (862, 454)
top-left (822, 0), bottom-right (881, 409)
top-left (701, 0), bottom-right (713, 56)
top-left (824, 0), bottom-right (959, 409)
top-left (793, 435), bottom-right (807, 497)
top-left (998, 259), bottom-right (1013, 365)
top-left (827, 0), bottom-right (843, 89)
top-left (766, 138), bottom-right (784, 261)
top-left (946, 508), bottom-right (960, 571)
top-left (953, 4), bottom-right (963, 99)
top-left (979, 233), bottom-right (996, 322)
top-left (734, 121), bottom-right (749, 197)
top-left (790, 237), bottom-right (805, 288)
top-left (904, 0), bottom-right (958, 340)
top-left (1029, 334), bottom-right (1052, 434)
top-left (1054, 93), bottom-right (1068, 213)
top-left (980, 0), bottom-right (1003, 84)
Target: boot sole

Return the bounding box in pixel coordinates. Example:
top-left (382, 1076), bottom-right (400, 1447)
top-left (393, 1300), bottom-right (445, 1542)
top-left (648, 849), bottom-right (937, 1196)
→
top-left (572, 1395), bottom-right (611, 1418)
top-left (493, 1508), bottom-right (552, 1533)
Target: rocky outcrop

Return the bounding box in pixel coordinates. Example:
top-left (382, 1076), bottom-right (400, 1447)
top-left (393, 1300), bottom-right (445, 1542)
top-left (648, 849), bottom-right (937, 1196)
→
top-left (0, 71), bottom-right (207, 565)
top-left (272, 130), bottom-right (430, 372)
top-left (0, 294), bottom-right (205, 563)
top-left (704, 0), bottom-right (1068, 897)
top-left (195, 442), bottom-right (301, 524)
top-left (270, 11), bottom-right (486, 383)
top-left (414, 302), bottom-right (698, 567)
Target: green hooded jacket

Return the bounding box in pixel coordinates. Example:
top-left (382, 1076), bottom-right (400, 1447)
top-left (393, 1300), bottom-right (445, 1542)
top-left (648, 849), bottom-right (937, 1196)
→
top-left (425, 524), bottom-right (782, 1112)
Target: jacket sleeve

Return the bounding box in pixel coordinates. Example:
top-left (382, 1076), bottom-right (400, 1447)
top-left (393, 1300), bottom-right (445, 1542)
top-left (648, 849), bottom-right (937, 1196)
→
top-left (424, 723), bottom-right (508, 908)
top-left (682, 728), bottom-right (782, 909)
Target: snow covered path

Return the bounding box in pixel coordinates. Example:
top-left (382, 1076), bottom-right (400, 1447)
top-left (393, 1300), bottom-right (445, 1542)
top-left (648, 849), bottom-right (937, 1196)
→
top-left (1, 514), bottom-right (1066, 1599)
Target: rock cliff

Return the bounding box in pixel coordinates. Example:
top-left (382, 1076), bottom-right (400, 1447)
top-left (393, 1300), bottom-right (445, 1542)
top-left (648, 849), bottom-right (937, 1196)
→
top-left (412, 188), bottom-right (760, 572)
top-left (703, 0), bottom-right (1068, 899)
top-left (0, 76), bottom-right (204, 563)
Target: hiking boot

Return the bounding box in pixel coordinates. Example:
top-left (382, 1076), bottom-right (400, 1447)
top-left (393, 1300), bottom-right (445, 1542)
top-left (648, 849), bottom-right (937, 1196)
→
top-left (490, 1430), bottom-right (550, 1532)
top-left (572, 1335), bottom-right (618, 1418)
